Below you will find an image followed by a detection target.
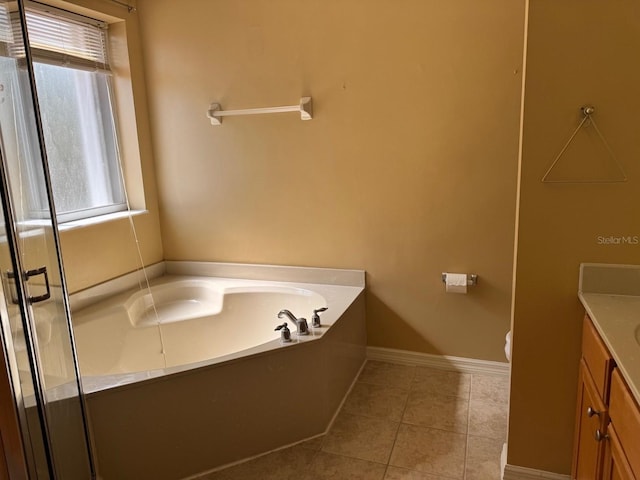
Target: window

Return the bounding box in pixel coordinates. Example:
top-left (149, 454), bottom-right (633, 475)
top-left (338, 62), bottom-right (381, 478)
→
top-left (11, 4), bottom-right (126, 223)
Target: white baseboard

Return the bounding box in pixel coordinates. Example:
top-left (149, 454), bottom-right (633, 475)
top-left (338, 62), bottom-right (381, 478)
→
top-left (501, 443), bottom-right (508, 477)
top-left (503, 464), bottom-right (571, 480)
top-left (366, 346), bottom-right (510, 376)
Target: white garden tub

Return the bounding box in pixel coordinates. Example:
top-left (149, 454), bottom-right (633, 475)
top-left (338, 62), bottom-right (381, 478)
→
top-left (71, 262), bottom-right (366, 480)
top-left (72, 276), bottom-right (337, 380)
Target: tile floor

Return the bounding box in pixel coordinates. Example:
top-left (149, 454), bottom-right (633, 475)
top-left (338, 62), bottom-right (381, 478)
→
top-left (198, 360), bottom-right (510, 480)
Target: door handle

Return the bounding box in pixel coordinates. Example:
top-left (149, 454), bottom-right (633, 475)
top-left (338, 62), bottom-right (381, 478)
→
top-left (25, 267), bottom-right (51, 303)
top-left (7, 266), bottom-right (51, 304)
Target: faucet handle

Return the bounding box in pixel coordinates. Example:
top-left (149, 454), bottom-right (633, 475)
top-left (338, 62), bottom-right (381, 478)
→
top-left (275, 322), bottom-right (291, 342)
top-left (312, 307), bottom-right (328, 328)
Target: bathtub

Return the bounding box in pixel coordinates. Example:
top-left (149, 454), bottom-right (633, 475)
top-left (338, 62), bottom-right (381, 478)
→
top-left (70, 261), bottom-right (366, 480)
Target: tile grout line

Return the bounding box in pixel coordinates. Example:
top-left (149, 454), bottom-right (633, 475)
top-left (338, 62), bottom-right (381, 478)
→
top-left (385, 365), bottom-right (475, 480)
top-left (327, 359), bottom-right (415, 479)
top-left (307, 440), bottom-right (325, 476)
top-left (463, 373), bottom-right (475, 480)
top-left (382, 363), bottom-right (417, 478)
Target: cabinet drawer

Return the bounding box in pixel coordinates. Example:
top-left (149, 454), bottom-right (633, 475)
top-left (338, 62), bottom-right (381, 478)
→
top-left (582, 315), bottom-right (614, 401)
top-left (609, 369), bottom-right (640, 478)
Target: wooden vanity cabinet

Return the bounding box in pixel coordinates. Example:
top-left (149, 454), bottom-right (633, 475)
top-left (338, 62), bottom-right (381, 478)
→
top-left (572, 316), bottom-right (614, 480)
top-left (602, 423), bottom-right (635, 480)
top-left (572, 314), bottom-right (640, 480)
top-left (580, 316), bottom-right (615, 402)
top-left (608, 369), bottom-right (640, 478)
top-left (574, 359), bottom-right (609, 478)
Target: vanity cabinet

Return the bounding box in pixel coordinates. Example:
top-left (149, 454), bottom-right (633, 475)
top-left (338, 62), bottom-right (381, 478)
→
top-left (602, 423), bottom-right (635, 480)
top-left (572, 316), bottom-right (614, 479)
top-left (607, 369), bottom-right (640, 479)
top-left (572, 314), bottom-right (640, 480)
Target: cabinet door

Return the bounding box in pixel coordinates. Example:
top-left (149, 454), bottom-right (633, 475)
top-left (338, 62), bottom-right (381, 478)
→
top-left (582, 315), bottom-right (615, 401)
top-left (602, 424), bottom-right (636, 480)
top-left (609, 369), bottom-right (640, 478)
top-left (573, 359), bottom-right (609, 480)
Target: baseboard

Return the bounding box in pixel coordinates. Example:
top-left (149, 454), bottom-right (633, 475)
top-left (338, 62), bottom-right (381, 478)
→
top-left (366, 346), bottom-right (510, 376)
top-left (503, 464), bottom-right (571, 480)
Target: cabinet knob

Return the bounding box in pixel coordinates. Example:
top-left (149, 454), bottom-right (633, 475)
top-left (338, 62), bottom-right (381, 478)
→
top-left (587, 407), bottom-right (600, 418)
top-left (594, 429), bottom-right (608, 442)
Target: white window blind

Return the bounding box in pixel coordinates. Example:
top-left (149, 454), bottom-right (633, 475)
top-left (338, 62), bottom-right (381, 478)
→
top-left (0, 4), bottom-right (13, 44)
top-left (10, 5), bottom-right (110, 73)
top-left (3, 2), bottom-right (126, 223)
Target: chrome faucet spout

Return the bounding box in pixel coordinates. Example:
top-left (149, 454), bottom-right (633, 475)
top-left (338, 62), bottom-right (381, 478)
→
top-left (278, 309), bottom-right (298, 323)
top-left (277, 309), bottom-right (310, 335)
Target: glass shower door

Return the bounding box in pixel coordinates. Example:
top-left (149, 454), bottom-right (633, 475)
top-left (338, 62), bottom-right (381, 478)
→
top-left (0, 0), bottom-right (94, 478)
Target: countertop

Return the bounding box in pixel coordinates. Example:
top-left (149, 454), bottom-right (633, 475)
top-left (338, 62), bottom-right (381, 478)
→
top-left (579, 263), bottom-right (640, 406)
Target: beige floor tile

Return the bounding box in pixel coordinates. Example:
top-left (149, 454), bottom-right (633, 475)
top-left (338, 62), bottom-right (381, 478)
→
top-left (202, 445), bottom-right (316, 479)
top-left (412, 367), bottom-right (471, 399)
top-left (384, 465), bottom-right (450, 479)
top-left (358, 361), bottom-right (416, 389)
top-left (465, 435), bottom-right (505, 480)
top-left (203, 363), bottom-right (511, 480)
top-left (402, 391), bottom-right (469, 434)
top-left (468, 399), bottom-right (508, 441)
top-left (305, 451), bottom-right (386, 480)
top-left (342, 382), bottom-right (409, 421)
top-left (389, 424), bottom-right (466, 479)
top-left (470, 374), bottom-right (510, 405)
top-left (322, 412), bottom-right (399, 464)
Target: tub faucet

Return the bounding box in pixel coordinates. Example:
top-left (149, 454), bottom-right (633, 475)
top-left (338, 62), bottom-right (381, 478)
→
top-left (277, 309), bottom-right (310, 335)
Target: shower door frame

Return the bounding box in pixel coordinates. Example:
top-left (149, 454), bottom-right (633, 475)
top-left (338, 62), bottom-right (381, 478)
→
top-left (0, 333), bottom-right (29, 478)
top-left (0, 0), bottom-right (97, 477)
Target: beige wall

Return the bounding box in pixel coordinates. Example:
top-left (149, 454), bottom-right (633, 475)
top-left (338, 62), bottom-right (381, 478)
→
top-left (509, 0), bottom-right (640, 473)
top-left (37, 0), bottom-right (640, 474)
top-left (51, 0), bottom-right (164, 293)
top-left (137, 0), bottom-right (525, 361)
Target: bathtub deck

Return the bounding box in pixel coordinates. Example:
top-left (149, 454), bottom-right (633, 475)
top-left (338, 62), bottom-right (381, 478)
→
top-left (78, 263), bottom-right (366, 480)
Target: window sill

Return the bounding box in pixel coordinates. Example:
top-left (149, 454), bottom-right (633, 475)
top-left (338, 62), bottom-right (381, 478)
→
top-left (0, 211), bottom-right (148, 244)
top-left (58, 209), bottom-right (148, 232)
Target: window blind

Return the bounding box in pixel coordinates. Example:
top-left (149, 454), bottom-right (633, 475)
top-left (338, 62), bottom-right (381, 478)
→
top-left (10, 5), bottom-right (110, 73)
top-left (0, 4), bottom-right (13, 44)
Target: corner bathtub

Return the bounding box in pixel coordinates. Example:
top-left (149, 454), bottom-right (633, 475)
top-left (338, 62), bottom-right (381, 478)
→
top-left (70, 262), bottom-right (366, 480)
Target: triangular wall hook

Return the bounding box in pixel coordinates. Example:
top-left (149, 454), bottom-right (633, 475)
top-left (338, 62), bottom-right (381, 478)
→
top-left (541, 105), bottom-right (627, 184)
